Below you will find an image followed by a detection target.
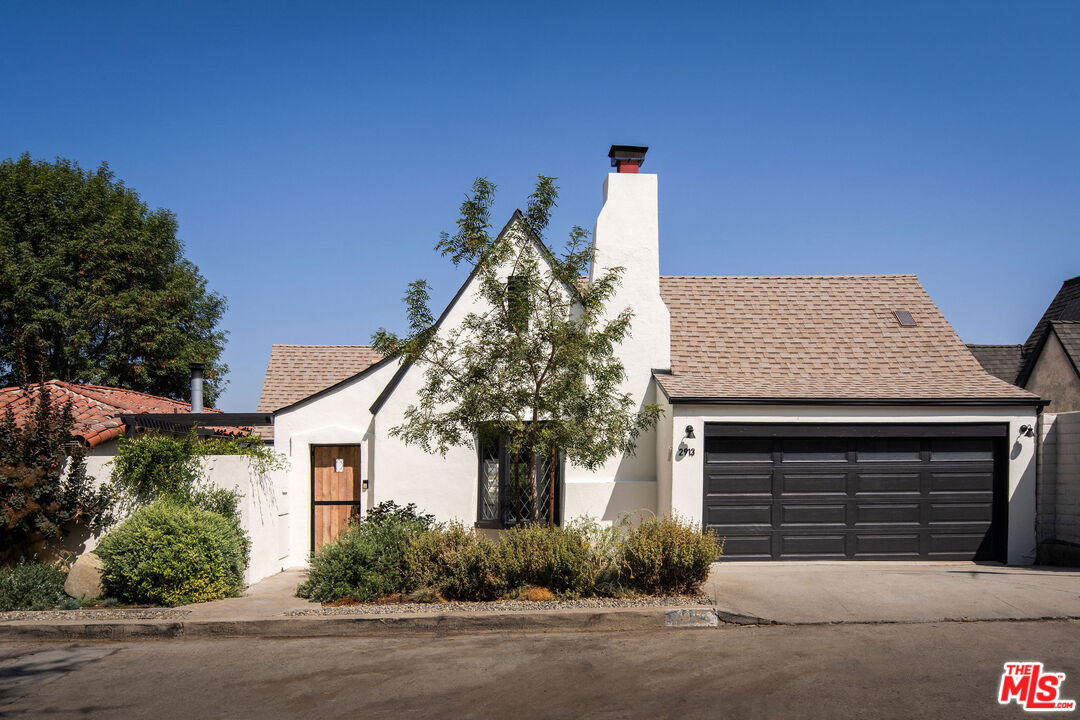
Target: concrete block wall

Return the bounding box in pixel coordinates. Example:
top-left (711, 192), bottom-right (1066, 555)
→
top-left (1038, 412), bottom-right (1080, 545)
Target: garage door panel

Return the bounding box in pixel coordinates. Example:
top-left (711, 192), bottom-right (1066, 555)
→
top-left (704, 472), bottom-right (772, 496)
top-left (704, 427), bottom-right (1003, 562)
top-left (929, 472), bottom-right (994, 494)
top-left (719, 535), bottom-right (772, 559)
top-left (706, 504), bottom-right (772, 527)
top-left (928, 533), bottom-right (988, 556)
top-left (780, 473), bottom-right (846, 495)
top-left (855, 533), bottom-right (921, 556)
top-left (780, 534), bottom-right (846, 558)
top-left (855, 503), bottom-right (920, 525)
top-left (855, 473), bottom-right (921, 494)
top-left (780, 503), bottom-right (846, 526)
top-left (929, 503), bottom-right (993, 524)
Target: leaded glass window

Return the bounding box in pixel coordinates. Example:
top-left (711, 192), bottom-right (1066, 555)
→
top-left (476, 435), bottom-right (561, 528)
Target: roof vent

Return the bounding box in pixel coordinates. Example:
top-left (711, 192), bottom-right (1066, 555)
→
top-left (608, 145), bottom-right (648, 173)
top-left (894, 311), bottom-right (916, 327)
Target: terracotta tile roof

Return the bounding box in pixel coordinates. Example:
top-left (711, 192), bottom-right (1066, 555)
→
top-left (656, 275), bottom-right (1038, 402)
top-left (0, 380), bottom-right (245, 448)
top-left (966, 344), bottom-right (1023, 384)
top-left (257, 345), bottom-right (385, 413)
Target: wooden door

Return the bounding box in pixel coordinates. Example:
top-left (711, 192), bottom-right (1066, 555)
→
top-left (311, 445), bottom-right (363, 552)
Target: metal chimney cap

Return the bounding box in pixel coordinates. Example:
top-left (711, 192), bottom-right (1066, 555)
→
top-left (189, 362), bottom-right (204, 372)
top-left (608, 145), bottom-right (649, 167)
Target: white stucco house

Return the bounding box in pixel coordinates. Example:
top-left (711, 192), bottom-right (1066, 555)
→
top-left (260, 145), bottom-right (1043, 568)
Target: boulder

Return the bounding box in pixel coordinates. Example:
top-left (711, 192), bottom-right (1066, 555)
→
top-left (64, 552), bottom-right (105, 602)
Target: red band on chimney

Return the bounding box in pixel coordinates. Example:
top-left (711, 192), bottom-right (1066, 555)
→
top-left (616, 160), bottom-right (640, 173)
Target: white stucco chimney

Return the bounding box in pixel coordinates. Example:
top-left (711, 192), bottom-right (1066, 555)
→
top-left (590, 145), bottom-right (671, 374)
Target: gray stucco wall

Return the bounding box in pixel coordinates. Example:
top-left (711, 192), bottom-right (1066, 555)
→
top-left (1026, 332), bottom-right (1080, 413)
top-left (1037, 411), bottom-right (1080, 546)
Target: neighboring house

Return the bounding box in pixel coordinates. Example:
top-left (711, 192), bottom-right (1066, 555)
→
top-left (969, 276), bottom-right (1080, 412)
top-left (261, 146), bottom-right (1042, 566)
top-left (968, 277), bottom-right (1080, 563)
top-left (0, 379), bottom-right (255, 563)
top-left (0, 379), bottom-right (246, 460)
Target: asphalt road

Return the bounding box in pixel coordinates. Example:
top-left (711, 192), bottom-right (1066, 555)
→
top-left (2, 620), bottom-right (1078, 719)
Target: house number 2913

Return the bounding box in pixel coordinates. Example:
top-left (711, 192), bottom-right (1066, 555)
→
top-left (677, 446), bottom-right (696, 458)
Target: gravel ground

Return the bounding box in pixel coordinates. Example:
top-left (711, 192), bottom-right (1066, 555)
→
top-left (286, 595), bottom-right (710, 616)
top-left (0, 608), bottom-right (190, 622)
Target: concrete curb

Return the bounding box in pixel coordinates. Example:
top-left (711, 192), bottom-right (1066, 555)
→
top-left (3, 608), bottom-right (1075, 641)
top-left (0, 607), bottom-right (709, 641)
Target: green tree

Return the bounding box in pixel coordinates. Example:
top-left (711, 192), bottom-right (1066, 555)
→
top-left (373, 176), bottom-right (661, 525)
top-left (0, 154), bottom-right (228, 403)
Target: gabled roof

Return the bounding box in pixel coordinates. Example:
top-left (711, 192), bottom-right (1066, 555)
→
top-left (257, 345), bottom-right (386, 413)
top-left (967, 344), bottom-right (1023, 384)
top-left (369, 210), bottom-right (582, 415)
top-left (1018, 275), bottom-right (1080, 385)
top-left (1047, 321), bottom-right (1080, 376)
top-left (655, 275), bottom-right (1038, 403)
top-left (0, 380), bottom-right (244, 448)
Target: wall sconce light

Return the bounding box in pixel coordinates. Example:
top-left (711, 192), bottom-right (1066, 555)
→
top-left (684, 425), bottom-right (695, 439)
top-left (1019, 424), bottom-right (1035, 438)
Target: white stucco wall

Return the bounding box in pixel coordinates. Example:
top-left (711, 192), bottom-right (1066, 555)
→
top-left (201, 455), bottom-right (286, 584)
top-left (664, 403), bottom-right (1039, 565)
top-left (272, 359), bottom-right (399, 567)
top-left (73, 450), bottom-right (287, 584)
top-left (558, 172), bottom-right (674, 519)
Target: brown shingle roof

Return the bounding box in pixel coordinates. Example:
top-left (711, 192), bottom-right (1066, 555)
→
top-left (1049, 321), bottom-right (1080, 372)
top-left (1018, 276), bottom-right (1080, 384)
top-left (257, 345), bottom-right (385, 413)
top-left (0, 380), bottom-right (245, 448)
top-left (966, 345), bottom-right (1023, 384)
top-left (656, 275), bottom-right (1037, 402)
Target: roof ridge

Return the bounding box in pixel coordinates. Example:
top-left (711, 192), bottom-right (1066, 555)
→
top-left (966, 343), bottom-right (1023, 348)
top-left (271, 344), bottom-right (377, 349)
top-left (659, 273), bottom-right (919, 280)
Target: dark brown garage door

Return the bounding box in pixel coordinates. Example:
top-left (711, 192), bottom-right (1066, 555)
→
top-left (703, 424), bottom-right (1007, 561)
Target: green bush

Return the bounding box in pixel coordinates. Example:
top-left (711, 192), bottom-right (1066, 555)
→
top-left (619, 515), bottom-right (718, 595)
top-left (567, 515), bottom-right (629, 593)
top-left (498, 524), bottom-right (596, 598)
top-left (406, 524), bottom-right (507, 601)
top-left (96, 501), bottom-right (247, 606)
top-left (297, 506), bottom-right (718, 604)
top-left (0, 561), bottom-right (68, 611)
top-left (297, 501), bottom-right (434, 603)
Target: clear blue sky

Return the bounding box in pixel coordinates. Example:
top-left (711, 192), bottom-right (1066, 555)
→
top-left (3, 1), bottom-right (1078, 410)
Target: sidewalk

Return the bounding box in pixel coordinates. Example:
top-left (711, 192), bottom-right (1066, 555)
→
top-left (3, 562), bottom-right (1078, 641)
top-left (0, 568), bottom-right (708, 640)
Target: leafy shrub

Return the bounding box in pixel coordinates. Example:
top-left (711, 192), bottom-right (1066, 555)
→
top-left (0, 383), bottom-right (115, 561)
top-left (567, 515), bottom-right (630, 593)
top-left (619, 515), bottom-right (718, 595)
top-left (96, 501), bottom-right (247, 606)
top-left (498, 524), bottom-right (596, 598)
top-left (406, 524), bottom-right (506, 601)
top-left (0, 560), bottom-right (68, 611)
top-left (296, 502), bottom-right (434, 603)
top-left (109, 431), bottom-right (284, 527)
top-left (298, 506), bottom-right (719, 604)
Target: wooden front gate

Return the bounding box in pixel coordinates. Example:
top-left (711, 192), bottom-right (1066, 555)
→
top-left (311, 445), bottom-right (363, 553)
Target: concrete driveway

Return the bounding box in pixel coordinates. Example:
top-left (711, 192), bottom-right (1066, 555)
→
top-left (706, 562), bottom-right (1080, 624)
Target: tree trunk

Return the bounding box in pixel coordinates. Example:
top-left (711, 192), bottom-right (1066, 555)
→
top-left (548, 445), bottom-right (556, 529)
top-left (528, 447), bottom-right (539, 524)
